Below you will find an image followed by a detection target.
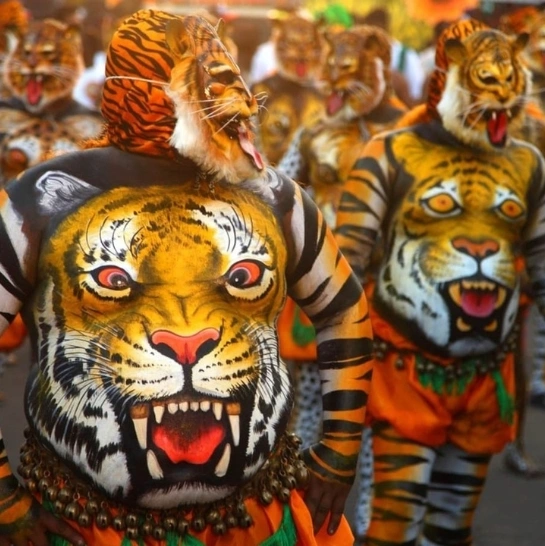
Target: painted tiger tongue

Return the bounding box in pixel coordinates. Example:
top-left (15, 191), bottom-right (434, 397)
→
top-left (152, 420), bottom-right (225, 465)
top-left (26, 77), bottom-right (42, 106)
top-left (327, 92), bottom-right (344, 115)
top-left (487, 111), bottom-right (507, 145)
top-left (296, 61), bottom-right (307, 78)
top-left (461, 290), bottom-right (497, 318)
top-left (238, 125), bottom-right (264, 170)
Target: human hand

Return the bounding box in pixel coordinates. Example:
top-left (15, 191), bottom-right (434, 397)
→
top-left (302, 469), bottom-right (352, 536)
top-left (0, 491), bottom-right (86, 546)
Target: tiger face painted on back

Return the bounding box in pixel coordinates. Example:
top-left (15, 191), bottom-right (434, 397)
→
top-left (3, 18), bottom-right (84, 113)
top-left (101, 10), bottom-right (263, 183)
top-left (26, 173), bottom-right (292, 507)
top-left (436, 27), bottom-right (530, 151)
top-left (324, 25), bottom-right (392, 120)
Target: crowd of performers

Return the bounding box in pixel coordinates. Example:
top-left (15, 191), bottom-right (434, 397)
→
top-left (0, 1), bottom-right (544, 545)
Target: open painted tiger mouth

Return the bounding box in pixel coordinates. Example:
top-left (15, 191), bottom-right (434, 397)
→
top-left (25, 74), bottom-right (45, 106)
top-left (224, 117), bottom-right (264, 171)
top-left (444, 277), bottom-right (510, 335)
top-left (129, 396), bottom-right (242, 481)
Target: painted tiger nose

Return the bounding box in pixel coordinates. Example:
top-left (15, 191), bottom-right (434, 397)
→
top-left (151, 328), bottom-right (220, 365)
top-left (452, 237), bottom-right (499, 259)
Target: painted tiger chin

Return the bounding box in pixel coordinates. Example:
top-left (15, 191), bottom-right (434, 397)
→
top-left (437, 29), bottom-right (530, 151)
top-left (165, 17), bottom-right (264, 183)
top-left (26, 172), bottom-right (292, 508)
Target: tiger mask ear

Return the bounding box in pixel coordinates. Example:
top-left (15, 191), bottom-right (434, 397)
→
top-left (512, 31), bottom-right (530, 54)
top-left (444, 37), bottom-right (467, 66)
top-left (165, 18), bottom-right (195, 60)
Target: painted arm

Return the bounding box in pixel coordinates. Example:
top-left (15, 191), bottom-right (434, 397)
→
top-left (0, 188), bottom-right (85, 545)
top-left (284, 179), bottom-right (373, 532)
top-left (334, 137), bottom-right (392, 284)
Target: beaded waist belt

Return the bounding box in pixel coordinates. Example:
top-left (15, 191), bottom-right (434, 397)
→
top-left (18, 430), bottom-right (309, 540)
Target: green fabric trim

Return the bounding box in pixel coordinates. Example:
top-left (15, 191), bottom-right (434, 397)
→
top-left (291, 307), bottom-right (316, 346)
top-left (491, 369), bottom-right (515, 424)
top-left (260, 504), bottom-right (297, 546)
top-left (415, 355), bottom-right (476, 396)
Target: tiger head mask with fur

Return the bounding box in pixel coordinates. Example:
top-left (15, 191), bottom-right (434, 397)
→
top-left (100, 9), bottom-right (264, 183)
top-left (427, 18), bottom-right (530, 151)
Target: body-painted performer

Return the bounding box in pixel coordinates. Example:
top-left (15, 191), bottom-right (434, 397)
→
top-left (0, 16), bottom-right (104, 393)
top-left (0, 10), bottom-right (374, 546)
top-left (335, 19), bottom-right (545, 545)
top-left (0, 17), bottom-right (104, 185)
top-left (276, 23), bottom-right (406, 539)
top-left (251, 11), bottom-right (326, 165)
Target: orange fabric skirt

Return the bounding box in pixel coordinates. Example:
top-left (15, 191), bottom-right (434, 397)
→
top-left (43, 489), bottom-right (353, 546)
top-left (0, 314), bottom-right (26, 351)
top-left (367, 305), bottom-right (516, 454)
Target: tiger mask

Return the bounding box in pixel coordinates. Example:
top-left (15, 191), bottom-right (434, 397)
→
top-left (273, 13), bottom-right (326, 84)
top-left (436, 26), bottom-right (530, 151)
top-left (324, 25), bottom-right (392, 120)
top-left (3, 18), bottom-right (84, 113)
top-left (101, 10), bottom-right (264, 184)
top-left (26, 171), bottom-right (293, 507)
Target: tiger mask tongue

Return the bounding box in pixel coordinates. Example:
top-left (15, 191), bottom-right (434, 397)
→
top-left (237, 123), bottom-right (264, 171)
top-left (487, 110), bottom-right (508, 146)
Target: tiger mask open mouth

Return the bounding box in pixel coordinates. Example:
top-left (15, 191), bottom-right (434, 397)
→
top-left (165, 16), bottom-right (264, 183)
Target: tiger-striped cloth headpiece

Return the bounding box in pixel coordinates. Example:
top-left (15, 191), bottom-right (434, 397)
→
top-left (426, 18), bottom-right (489, 119)
top-left (99, 9), bottom-right (213, 161)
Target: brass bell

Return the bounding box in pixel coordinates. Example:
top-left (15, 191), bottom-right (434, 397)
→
top-left (162, 516), bottom-right (177, 531)
top-left (57, 487), bottom-right (74, 504)
top-left (96, 511), bottom-right (111, 529)
top-left (54, 500), bottom-right (65, 514)
top-left (225, 515), bottom-right (238, 528)
top-left (45, 486), bottom-right (58, 501)
top-left (77, 512), bottom-right (92, 528)
top-left (259, 490), bottom-right (273, 505)
top-left (238, 514), bottom-right (253, 528)
top-left (19, 464), bottom-right (33, 479)
top-left (20, 452), bottom-right (33, 465)
top-left (295, 466), bottom-right (309, 485)
top-left (85, 499), bottom-right (99, 514)
top-left (126, 527), bottom-right (140, 540)
top-left (152, 526), bottom-right (166, 540)
top-left (177, 519), bottom-right (189, 535)
top-left (31, 467), bottom-right (43, 480)
top-left (125, 513), bottom-right (139, 528)
top-left (278, 487), bottom-right (291, 503)
top-left (64, 502), bottom-right (81, 520)
top-left (26, 479), bottom-right (37, 493)
top-left (234, 503), bottom-right (247, 517)
top-left (283, 475), bottom-right (297, 490)
top-left (269, 479), bottom-right (281, 493)
top-left (213, 522), bottom-right (227, 535)
top-left (141, 521), bottom-right (154, 536)
top-left (38, 478), bottom-right (51, 492)
top-left (191, 517), bottom-right (206, 532)
top-left (112, 515), bottom-right (126, 531)
top-left (205, 509), bottom-right (221, 525)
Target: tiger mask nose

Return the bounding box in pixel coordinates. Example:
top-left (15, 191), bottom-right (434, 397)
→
top-left (150, 328), bottom-right (220, 365)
